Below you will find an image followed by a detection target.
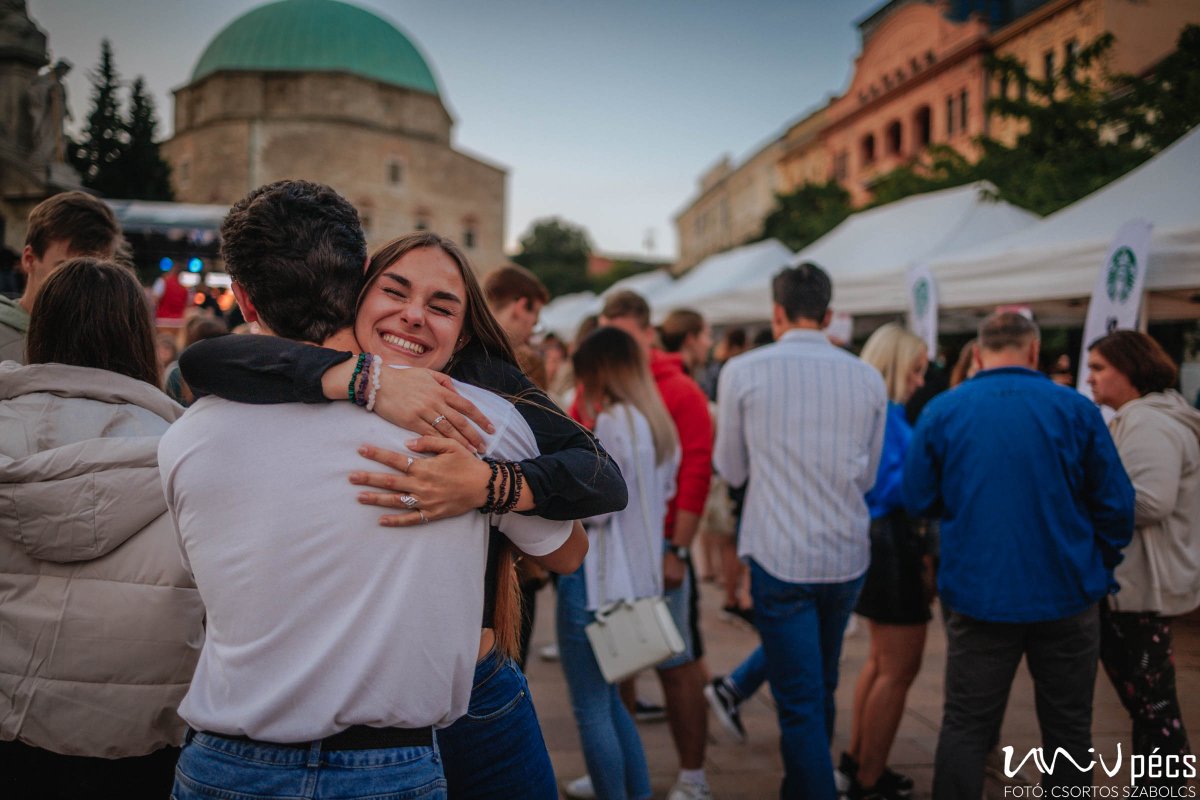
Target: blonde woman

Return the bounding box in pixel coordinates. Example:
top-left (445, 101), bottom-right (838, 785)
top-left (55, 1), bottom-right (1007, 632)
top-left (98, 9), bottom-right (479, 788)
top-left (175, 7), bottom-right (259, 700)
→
top-left (842, 323), bottom-right (930, 800)
top-left (561, 326), bottom-right (679, 800)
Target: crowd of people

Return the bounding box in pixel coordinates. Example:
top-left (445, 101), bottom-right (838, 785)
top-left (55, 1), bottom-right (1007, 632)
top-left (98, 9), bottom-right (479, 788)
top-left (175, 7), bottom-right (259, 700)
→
top-left (0, 186), bottom-right (1197, 800)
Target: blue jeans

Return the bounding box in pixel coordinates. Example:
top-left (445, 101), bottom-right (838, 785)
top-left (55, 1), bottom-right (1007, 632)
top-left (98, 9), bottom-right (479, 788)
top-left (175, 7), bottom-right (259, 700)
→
top-left (436, 648), bottom-right (557, 799)
top-left (171, 731), bottom-right (445, 800)
top-left (556, 566), bottom-right (652, 800)
top-left (728, 644), bottom-right (768, 701)
top-left (749, 559), bottom-right (864, 800)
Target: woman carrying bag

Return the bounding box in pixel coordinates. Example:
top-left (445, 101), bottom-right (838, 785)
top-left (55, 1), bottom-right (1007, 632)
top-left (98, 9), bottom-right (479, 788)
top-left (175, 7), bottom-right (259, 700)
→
top-left (560, 326), bottom-right (680, 800)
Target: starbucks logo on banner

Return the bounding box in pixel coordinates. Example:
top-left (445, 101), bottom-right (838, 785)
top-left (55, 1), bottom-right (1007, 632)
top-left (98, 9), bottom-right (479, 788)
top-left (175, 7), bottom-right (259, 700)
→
top-left (1106, 246), bottom-right (1138, 304)
top-left (913, 278), bottom-right (930, 317)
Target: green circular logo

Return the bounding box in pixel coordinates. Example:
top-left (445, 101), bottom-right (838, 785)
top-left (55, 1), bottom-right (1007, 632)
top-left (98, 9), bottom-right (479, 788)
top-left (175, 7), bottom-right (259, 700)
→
top-left (913, 278), bottom-right (930, 317)
top-left (1106, 246), bottom-right (1137, 303)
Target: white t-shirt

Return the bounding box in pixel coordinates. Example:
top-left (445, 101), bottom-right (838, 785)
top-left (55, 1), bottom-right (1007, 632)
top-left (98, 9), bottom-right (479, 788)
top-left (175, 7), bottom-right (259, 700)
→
top-left (158, 380), bottom-right (570, 742)
top-left (583, 403), bottom-right (677, 610)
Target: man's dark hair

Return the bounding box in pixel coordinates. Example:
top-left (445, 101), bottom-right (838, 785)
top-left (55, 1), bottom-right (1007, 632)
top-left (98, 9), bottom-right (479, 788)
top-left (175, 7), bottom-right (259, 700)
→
top-left (723, 327), bottom-right (747, 350)
top-left (1088, 330), bottom-right (1177, 395)
top-left (24, 191), bottom-right (120, 259)
top-left (484, 264), bottom-right (550, 311)
top-left (600, 289), bottom-right (651, 328)
top-left (772, 262), bottom-right (831, 323)
top-left (658, 309), bottom-right (705, 353)
top-left (978, 312), bottom-right (1039, 352)
top-left (220, 180), bottom-right (365, 343)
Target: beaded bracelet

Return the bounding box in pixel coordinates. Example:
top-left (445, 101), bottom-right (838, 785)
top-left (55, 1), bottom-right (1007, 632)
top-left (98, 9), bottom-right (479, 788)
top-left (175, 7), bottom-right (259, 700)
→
top-left (347, 353), bottom-right (368, 404)
top-left (365, 355), bottom-right (382, 412)
top-left (495, 460), bottom-right (508, 514)
top-left (355, 354), bottom-right (373, 406)
top-left (501, 463), bottom-right (524, 514)
top-left (480, 460), bottom-right (499, 513)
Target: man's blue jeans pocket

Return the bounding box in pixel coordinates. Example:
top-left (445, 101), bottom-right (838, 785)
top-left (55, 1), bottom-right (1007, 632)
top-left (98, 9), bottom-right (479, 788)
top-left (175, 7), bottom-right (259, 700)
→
top-left (172, 732), bottom-right (446, 800)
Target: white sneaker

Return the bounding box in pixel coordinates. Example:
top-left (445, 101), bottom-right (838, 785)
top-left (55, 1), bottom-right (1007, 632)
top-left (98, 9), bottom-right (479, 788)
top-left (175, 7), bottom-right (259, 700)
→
top-left (667, 780), bottom-right (713, 800)
top-left (538, 643), bottom-right (560, 662)
top-left (563, 774), bottom-right (595, 800)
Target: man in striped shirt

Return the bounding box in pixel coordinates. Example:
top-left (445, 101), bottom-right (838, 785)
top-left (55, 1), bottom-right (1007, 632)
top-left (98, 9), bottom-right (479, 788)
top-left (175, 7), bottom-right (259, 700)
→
top-left (714, 262), bottom-right (887, 800)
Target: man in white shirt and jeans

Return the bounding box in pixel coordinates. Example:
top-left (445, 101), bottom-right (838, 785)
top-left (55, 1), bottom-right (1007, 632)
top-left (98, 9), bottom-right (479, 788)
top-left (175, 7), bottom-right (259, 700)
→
top-left (713, 263), bottom-right (887, 799)
top-left (159, 180), bottom-right (582, 799)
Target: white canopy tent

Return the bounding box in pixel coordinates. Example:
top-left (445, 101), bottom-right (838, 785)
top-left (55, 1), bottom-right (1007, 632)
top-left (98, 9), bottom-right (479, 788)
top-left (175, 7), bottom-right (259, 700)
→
top-left (649, 239), bottom-right (794, 322)
top-left (927, 126), bottom-right (1200, 315)
top-left (538, 268), bottom-right (676, 341)
top-left (696, 182), bottom-right (1040, 326)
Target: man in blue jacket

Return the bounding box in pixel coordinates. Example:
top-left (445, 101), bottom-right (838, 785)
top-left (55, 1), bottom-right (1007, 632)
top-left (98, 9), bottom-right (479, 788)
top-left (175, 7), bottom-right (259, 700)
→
top-left (904, 312), bottom-right (1134, 799)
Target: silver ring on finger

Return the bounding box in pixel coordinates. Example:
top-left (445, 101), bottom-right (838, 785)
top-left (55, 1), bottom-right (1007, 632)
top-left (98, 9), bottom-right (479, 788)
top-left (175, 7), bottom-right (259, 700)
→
top-left (431, 414), bottom-right (447, 427)
top-left (418, 509), bottom-right (428, 524)
top-left (405, 456), bottom-right (414, 470)
top-left (398, 494), bottom-right (419, 509)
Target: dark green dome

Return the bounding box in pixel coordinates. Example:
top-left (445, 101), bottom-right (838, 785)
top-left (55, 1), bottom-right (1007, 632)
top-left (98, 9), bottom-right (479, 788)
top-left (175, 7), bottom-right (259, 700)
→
top-left (191, 0), bottom-right (440, 96)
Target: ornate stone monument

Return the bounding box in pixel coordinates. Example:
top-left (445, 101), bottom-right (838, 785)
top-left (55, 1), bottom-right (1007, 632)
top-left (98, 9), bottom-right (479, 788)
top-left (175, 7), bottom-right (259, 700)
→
top-left (0, 0), bottom-right (80, 251)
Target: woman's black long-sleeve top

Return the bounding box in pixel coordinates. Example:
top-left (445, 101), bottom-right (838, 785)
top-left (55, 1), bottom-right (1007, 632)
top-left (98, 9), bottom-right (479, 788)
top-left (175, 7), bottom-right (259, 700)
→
top-left (179, 335), bottom-right (627, 520)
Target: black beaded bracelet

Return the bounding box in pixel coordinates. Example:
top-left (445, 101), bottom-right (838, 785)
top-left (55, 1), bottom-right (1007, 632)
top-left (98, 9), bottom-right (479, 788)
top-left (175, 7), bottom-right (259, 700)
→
top-left (348, 353), bottom-right (367, 404)
top-left (480, 459), bottom-right (499, 513)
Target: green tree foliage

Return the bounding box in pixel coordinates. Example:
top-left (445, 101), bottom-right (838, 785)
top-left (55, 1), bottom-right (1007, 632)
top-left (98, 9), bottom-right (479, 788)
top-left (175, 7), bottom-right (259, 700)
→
top-left (759, 180), bottom-right (852, 252)
top-left (71, 39), bottom-right (125, 195)
top-left (866, 25), bottom-right (1200, 216)
top-left (112, 77), bottom-right (173, 200)
top-left (70, 41), bottom-right (174, 200)
top-left (512, 218), bottom-right (593, 298)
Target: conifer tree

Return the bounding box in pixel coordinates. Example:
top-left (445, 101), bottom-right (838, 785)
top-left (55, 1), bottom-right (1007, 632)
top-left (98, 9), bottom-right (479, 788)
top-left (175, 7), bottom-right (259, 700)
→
top-left (70, 39), bottom-right (126, 195)
top-left (114, 77), bottom-right (173, 200)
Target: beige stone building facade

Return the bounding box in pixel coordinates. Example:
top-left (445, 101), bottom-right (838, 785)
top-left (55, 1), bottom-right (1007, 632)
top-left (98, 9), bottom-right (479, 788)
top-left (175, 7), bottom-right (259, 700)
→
top-left (673, 137), bottom-right (784, 272)
top-left (162, 0), bottom-right (507, 272)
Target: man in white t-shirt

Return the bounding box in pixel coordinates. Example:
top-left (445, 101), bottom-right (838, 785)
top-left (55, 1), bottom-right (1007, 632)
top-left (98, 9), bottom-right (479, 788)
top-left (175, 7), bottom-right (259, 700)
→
top-left (159, 180), bottom-right (584, 799)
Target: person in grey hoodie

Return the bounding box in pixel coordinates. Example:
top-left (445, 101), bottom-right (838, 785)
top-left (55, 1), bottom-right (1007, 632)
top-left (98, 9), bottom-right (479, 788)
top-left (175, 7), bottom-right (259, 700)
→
top-left (0, 258), bottom-right (203, 799)
top-left (0, 191), bottom-right (119, 363)
top-left (1086, 330), bottom-right (1200, 790)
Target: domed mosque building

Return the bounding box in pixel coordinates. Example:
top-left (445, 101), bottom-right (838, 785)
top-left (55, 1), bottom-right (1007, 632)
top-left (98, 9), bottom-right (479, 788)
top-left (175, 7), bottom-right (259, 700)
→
top-left (163, 0), bottom-right (506, 271)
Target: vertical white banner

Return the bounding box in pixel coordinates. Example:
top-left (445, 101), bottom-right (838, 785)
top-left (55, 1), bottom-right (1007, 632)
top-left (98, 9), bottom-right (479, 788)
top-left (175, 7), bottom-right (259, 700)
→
top-left (1077, 219), bottom-right (1153, 401)
top-left (906, 265), bottom-right (938, 357)
top-left (824, 311), bottom-right (853, 347)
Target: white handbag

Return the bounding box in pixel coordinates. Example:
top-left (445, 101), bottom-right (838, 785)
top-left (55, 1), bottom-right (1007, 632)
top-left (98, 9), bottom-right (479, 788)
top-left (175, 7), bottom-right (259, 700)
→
top-left (584, 406), bottom-right (685, 684)
top-left (585, 595), bottom-right (686, 684)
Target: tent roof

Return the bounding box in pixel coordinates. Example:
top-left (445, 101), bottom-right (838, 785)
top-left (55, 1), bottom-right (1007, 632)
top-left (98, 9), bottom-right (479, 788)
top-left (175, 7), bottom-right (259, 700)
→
top-left (106, 200), bottom-right (229, 235)
top-left (699, 182), bottom-right (1039, 325)
top-left (928, 126), bottom-right (1200, 308)
top-left (538, 269), bottom-right (676, 341)
top-left (651, 239), bottom-right (794, 321)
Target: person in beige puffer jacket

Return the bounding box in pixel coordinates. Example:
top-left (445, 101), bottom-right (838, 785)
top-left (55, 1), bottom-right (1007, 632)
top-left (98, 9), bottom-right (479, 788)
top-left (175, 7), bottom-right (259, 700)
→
top-left (1086, 330), bottom-right (1200, 790)
top-left (0, 258), bottom-right (204, 799)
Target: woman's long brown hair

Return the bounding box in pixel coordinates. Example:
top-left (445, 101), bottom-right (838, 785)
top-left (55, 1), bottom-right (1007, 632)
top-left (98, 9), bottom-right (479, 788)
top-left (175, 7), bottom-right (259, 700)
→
top-left (360, 232), bottom-right (525, 660)
top-left (26, 257), bottom-right (160, 387)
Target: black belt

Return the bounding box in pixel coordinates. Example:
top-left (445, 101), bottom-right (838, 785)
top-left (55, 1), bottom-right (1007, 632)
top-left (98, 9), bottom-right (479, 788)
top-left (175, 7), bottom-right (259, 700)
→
top-left (200, 724), bottom-right (433, 751)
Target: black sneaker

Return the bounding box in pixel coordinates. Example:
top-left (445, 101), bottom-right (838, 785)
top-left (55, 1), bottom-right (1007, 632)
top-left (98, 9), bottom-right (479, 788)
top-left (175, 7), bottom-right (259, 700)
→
top-left (836, 752), bottom-right (857, 797)
top-left (633, 699), bottom-right (666, 722)
top-left (703, 677), bottom-right (746, 743)
top-left (877, 767), bottom-right (913, 798)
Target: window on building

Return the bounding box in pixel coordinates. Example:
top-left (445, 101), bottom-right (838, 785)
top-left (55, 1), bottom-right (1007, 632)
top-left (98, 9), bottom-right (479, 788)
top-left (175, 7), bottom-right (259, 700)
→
top-left (1019, 74), bottom-right (1028, 102)
top-left (886, 120), bottom-right (902, 155)
top-left (1064, 40), bottom-right (1078, 77)
top-left (834, 151), bottom-right (849, 182)
top-left (414, 212), bottom-right (430, 232)
top-left (947, 95), bottom-right (956, 136)
top-left (999, 74), bottom-right (1010, 101)
top-left (861, 133), bottom-right (876, 165)
top-left (960, 89), bottom-right (968, 132)
top-left (913, 106), bottom-right (931, 148)
top-left (462, 221), bottom-right (477, 249)
top-left (387, 160), bottom-right (403, 186)
top-left (1044, 50), bottom-right (1056, 80)
top-left (883, 74), bottom-right (892, 90)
